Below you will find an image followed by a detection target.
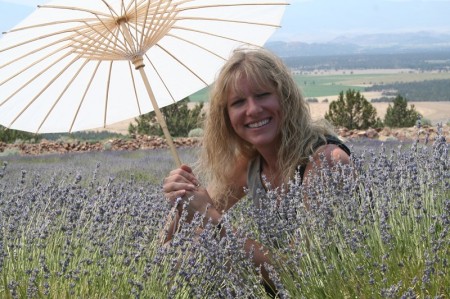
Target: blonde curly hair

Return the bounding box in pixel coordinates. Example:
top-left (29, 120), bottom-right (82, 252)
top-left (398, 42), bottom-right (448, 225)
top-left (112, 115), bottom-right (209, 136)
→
top-left (197, 47), bottom-right (336, 209)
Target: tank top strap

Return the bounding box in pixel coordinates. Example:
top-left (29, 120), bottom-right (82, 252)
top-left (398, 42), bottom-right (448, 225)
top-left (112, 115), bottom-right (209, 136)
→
top-left (298, 135), bottom-right (351, 180)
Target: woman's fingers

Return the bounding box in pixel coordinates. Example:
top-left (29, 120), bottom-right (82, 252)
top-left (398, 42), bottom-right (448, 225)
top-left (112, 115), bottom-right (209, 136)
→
top-left (165, 189), bottom-right (186, 205)
top-left (166, 166), bottom-right (199, 186)
top-left (179, 164), bottom-right (200, 186)
top-left (163, 181), bottom-right (196, 194)
top-left (163, 165), bottom-right (201, 205)
top-left (163, 181), bottom-right (198, 206)
top-left (180, 164), bottom-right (193, 173)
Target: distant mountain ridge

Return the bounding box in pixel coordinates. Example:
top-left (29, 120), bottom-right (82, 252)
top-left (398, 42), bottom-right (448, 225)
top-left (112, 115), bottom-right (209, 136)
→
top-left (266, 32), bottom-right (450, 57)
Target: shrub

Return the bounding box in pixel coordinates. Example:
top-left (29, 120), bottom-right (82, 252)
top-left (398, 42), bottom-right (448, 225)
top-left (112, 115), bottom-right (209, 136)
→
top-left (325, 89), bottom-right (382, 130)
top-left (128, 98), bottom-right (205, 137)
top-left (418, 117), bottom-right (432, 127)
top-left (188, 128), bottom-right (204, 138)
top-left (0, 148), bottom-right (20, 157)
top-left (384, 95), bottom-right (421, 128)
top-left (102, 141), bottom-right (113, 151)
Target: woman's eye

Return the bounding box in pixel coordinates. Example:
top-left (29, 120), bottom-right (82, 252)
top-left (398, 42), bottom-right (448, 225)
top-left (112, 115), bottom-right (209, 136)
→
top-left (231, 99), bottom-right (244, 106)
top-left (256, 92), bottom-right (270, 98)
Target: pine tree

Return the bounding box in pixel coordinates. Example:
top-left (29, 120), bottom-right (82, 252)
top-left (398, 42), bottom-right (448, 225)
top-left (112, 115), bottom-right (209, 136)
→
top-left (384, 95), bottom-right (421, 128)
top-left (325, 89), bottom-right (381, 130)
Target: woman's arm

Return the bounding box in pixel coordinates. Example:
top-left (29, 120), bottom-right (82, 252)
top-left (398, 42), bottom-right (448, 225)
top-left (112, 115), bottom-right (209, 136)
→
top-left (161, 159), bottom-right (276, 290)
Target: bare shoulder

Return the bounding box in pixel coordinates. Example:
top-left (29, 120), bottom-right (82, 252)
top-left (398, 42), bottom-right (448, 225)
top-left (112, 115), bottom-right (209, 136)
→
top-left (313, 143), bottom-right (350, 166)
top-left (303, 143), bottom-right (350, 184)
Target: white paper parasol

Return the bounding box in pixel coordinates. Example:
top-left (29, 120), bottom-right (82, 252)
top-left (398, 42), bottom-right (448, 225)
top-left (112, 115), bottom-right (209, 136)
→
top-left (0, 0), bottom-right (287, 165)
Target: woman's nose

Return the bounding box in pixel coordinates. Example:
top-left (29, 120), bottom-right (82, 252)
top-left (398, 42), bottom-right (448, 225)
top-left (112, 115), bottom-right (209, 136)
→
top-left (246, 97), bottom-right (262, 116)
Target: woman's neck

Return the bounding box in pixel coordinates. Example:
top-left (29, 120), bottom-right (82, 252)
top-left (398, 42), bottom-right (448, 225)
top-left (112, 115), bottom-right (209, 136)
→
top-left (260, 152), bottom-right (281, 189)
top-left (255, 138), bottom-right (280, 170)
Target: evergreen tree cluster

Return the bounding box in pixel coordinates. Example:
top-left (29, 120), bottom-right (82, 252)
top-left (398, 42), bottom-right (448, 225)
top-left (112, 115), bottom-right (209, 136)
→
top-left (325, 89), bottom-right (421, 129)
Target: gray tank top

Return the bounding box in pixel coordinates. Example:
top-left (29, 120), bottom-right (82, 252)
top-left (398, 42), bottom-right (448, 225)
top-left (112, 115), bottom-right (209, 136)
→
top-left (246, 155), bottom-right (265, 208)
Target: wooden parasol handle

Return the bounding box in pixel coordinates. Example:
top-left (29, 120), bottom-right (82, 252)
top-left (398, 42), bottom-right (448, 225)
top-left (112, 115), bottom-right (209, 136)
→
top-left (134, 57), bottom-right (182, 167)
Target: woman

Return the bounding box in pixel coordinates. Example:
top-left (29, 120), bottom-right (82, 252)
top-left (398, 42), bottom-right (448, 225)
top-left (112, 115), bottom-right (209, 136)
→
top-left (163, 47), bottom-right (351, 293)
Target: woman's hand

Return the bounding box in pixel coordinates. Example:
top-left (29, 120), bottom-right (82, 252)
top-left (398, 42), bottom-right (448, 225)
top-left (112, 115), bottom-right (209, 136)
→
top-left (163, 165), bottom-right (221, 225)
top-left (163, 164), bottom-right (200, 204)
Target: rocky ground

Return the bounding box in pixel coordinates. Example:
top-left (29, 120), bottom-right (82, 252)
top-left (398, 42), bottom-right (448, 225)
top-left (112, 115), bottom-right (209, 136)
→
top-left (0, 125), bottom-right (448, 156)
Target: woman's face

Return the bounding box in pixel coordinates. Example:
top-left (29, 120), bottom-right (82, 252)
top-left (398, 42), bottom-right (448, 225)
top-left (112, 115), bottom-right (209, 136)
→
top-left (226, 76), bottom-right (282, 151)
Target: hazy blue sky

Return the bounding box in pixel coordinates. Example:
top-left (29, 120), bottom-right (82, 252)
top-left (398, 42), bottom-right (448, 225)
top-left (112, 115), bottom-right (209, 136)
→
top-left (1, 0), bottom-right (449, 43)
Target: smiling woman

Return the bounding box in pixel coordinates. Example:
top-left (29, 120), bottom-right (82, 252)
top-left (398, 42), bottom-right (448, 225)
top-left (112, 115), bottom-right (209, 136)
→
top-left (162, 47), bottom-right (351, 296)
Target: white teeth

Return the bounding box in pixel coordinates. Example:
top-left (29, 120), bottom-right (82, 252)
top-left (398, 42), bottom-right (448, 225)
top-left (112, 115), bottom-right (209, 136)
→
top-left (247, 118), bottom-right (270, 128)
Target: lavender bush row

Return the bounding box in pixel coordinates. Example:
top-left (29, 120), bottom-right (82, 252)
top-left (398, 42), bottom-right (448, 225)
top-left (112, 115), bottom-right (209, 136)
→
top-left (247, 135), bottom-right (449, 298)
top-left (0, 131), bottom-right (448, 298)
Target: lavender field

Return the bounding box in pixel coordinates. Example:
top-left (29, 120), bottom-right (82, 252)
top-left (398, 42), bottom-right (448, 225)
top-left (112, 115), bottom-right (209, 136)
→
top-left (0, 134), bottom-right (448, 298)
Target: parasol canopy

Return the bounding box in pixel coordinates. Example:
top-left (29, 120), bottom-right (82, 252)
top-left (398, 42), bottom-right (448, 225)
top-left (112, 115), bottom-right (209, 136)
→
top-left (0, 0), bottom-right (288, 165)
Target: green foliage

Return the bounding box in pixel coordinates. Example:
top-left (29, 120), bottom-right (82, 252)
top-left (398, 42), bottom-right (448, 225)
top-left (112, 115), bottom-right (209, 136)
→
top-left (0, 125), bottom-right (40, 144)
top-left (384, 95), bottom-right (421, 128)
top-left (419, 117), bottom-right (432, 127)
top-left (188, 128), bottom-right (204, 138)
top-left (0, 148), bottom-right (20, 157)
top-left (325, 89), bottom-right (382, 130)
top-left (128, 98), bottom-right (205, 137)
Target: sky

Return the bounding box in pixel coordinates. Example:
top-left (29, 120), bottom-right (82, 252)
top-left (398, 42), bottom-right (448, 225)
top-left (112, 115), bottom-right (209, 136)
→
top-left (1, 0), bottom-right (449, 43)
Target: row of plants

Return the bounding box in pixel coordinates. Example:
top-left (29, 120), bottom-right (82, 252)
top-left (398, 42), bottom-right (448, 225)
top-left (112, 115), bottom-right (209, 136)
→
top-left (0, 132), bottom-right (448, 298)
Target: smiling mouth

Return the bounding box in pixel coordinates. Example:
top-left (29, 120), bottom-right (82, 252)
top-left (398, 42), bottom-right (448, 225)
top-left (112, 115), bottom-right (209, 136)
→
top-left (246, 118), bottom-right (271, 128)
